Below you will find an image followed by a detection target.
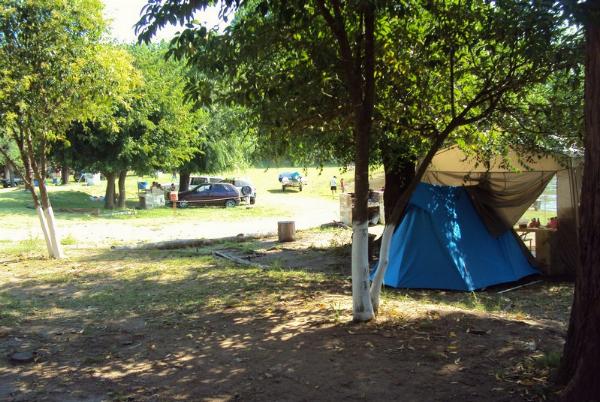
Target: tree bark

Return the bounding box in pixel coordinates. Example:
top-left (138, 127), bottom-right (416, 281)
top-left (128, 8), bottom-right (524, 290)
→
top-left (43, 205), bottom-right (64, 258)
top-left (104, 172), bottom-right (116, 209)
top-left (556, 11), bottom-right (600, 401)
top-left (25, 133), bottom-right (63, 258)
top-left (349, 4), bottom-right (376, 322)
top-left (117, 170), bottom-right (127, 209)
top-left (61, 165), bottom-right (69, 185)
top-left (381, 148), bottom-right (415, 222)
top-left (14, 135), bottom-right (54, 255)
top-left (32, 169), bottom-right (63, 258)
top-left (179, 171), bottom-right (190, 192)
top-left (8, 164), bottom-right (15, 185)
top-left (35, 206), bottom-right (54, 256)
top-left (352, 111), bottom-right (375, 321)
top-left (314, 0), bottom-right (376, 320)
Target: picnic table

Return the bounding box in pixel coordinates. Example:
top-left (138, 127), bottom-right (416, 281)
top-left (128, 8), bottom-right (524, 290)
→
top-left (515, 227), bottom-right (557, 271)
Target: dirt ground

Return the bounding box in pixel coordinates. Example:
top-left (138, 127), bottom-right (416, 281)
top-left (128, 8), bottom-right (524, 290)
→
top-left (0, 229), bottom-right (570, 402)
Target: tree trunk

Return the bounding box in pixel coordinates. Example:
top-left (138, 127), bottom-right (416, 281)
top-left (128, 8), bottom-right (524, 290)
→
top-left (8, 164), bottom-right (15, 185)
top-left (23, 133), bottom-right (63, 259)
top-left (104, 172), bottom-right (116, 209)
top-left (348, 5), bottom-right (376, 322)
top-left (179, 171), bottom-right (190, 192)
top-left (556, 12), bottom-right (600, 401)
top-left (43, 205), bottom-right (64, 258)
top-left (314, 0), bottom-right (375, 321)
top-left (61, 165), bottom-right (69, 185)
top-left (381, 150), bottom-right (415, 222)
top-left (352, 113), bottom-right (375, 321)
top-left (14, 136), bottom-right (54, 256)
top-left (29, 182), bottom-right (54, 257)
top-left (34, 171), bottom-right (64, 258)
top-left (35, 205), bottom-right (54, 256)
top-left (117, 170), bottom-right (127, 209)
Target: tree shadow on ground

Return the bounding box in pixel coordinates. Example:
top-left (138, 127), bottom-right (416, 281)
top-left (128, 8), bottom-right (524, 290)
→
top-left (214, 238), bottom-right (352, 276)
top-left (0, 249), bottom-right (565, 401)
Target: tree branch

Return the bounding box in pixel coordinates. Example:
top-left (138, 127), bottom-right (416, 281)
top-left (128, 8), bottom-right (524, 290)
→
top-left (363, 3), bottom-right (375, 109)
top-left (314, 0), bottom-right (361, 105)
top-left (450, 47), bottom-right (456, 119)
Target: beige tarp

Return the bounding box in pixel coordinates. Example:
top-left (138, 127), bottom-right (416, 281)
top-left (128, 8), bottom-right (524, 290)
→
top-left (423, 146), bottom-right (566, 228)
top-left (425, 145), bottom-right (565, 174)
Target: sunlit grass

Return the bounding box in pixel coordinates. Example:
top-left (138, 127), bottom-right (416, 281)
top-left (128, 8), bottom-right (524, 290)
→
top-left (379, 283), bottom-right (572, 323)
top-left (0, 237), bottom-right (46, 259)
top-left (219, 165), bottom-right (386, 199)
top-left (0, 166), bottom-right (374, 224)
top-left (0, 248), bottom-right (339, 327)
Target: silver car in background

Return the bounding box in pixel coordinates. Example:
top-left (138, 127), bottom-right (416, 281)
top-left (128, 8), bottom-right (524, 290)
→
top-left (220, 178), bottom-right (256, 204)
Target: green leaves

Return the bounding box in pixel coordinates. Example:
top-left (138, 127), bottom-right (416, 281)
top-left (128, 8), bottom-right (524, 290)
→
top-left (135, 0), bottom-right (578, 170)
top-left (59, 43), bottom-right (208, 176)
top-left (0, 0), bottom-right (107, 141)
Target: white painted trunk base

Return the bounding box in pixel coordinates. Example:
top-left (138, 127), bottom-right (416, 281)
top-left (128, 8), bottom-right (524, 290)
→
top-left (351, 221), bottom-right (374, 321)
top-left (44, 206), bottom-right (64, 259)
top-left (36, 206), bottom-right (54, 257)
top-left (370, 223), bottom-right (395, 312)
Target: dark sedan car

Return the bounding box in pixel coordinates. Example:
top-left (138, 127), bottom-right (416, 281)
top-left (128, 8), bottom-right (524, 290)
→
top-left (177, 183), bottom-right (241, 208)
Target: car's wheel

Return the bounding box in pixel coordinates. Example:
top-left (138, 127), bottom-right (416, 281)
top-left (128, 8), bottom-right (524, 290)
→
top-left (240, 186), bottom-right (252, 196)
top-left (225, 199), bottom-right (237, 208)
top-left (178, 200), bottom-right (189, 208)
top-left (250, 196), bottom-right (256, 205)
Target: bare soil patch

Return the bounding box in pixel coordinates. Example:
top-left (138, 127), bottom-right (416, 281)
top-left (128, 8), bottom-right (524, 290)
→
top-left (0, 230), bottom-right (570, 401)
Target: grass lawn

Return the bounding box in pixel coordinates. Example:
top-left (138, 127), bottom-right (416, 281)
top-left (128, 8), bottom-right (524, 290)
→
top-left (0, 165), bottom-right (383, 246)
top-left (0, 164), bottom-right (555, 228)
top-left (0, 165), bottom-right (383, 221)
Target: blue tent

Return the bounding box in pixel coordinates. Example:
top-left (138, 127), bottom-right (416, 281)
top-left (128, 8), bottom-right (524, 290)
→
top-left (376, 183), bottom-right (538, 291)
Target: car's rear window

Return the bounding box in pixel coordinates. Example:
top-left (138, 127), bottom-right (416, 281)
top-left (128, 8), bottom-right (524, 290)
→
top-left (211, 183), bottom-right (231, 194)
top-left (190, 177), bottom-right (206, 186)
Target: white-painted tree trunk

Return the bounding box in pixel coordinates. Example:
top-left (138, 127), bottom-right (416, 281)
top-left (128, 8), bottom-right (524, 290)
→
top-left (43, 206), bottom-right (64, 259)
top-left (352, 220), bottom-right (374, 321)
top-left (35, 206), bottom-right (54, 257)
top-left (370, 223), bottom-right (395, 312)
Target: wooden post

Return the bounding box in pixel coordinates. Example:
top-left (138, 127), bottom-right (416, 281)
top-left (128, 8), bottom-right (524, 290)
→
top-left (278, 221), bottom-right (296, 242)
top-left (169, 191), bottom-right (178, 215)
top-left (339, 193), bottom-right (353, 225)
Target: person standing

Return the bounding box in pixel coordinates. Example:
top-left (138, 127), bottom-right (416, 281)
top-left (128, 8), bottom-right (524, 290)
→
top-left (340, 177), bottom-right (345, 193)
top-left (330, 176), bottom-right (337, 197)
